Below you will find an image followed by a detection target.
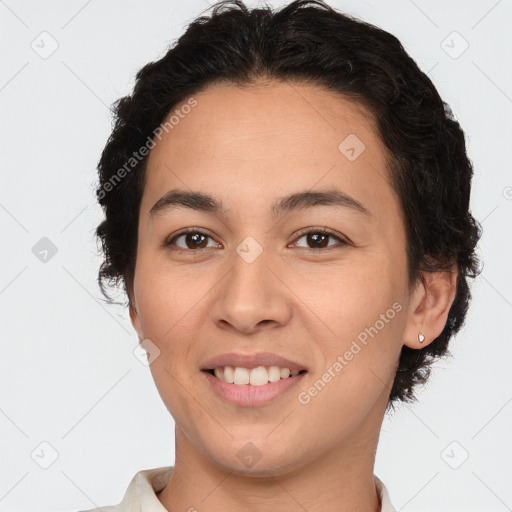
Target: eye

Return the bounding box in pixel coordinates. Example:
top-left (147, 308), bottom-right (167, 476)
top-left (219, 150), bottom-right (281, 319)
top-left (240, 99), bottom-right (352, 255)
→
top-left (163, 227), bottom-right (349, 254)
top-left (289, 228), bottom-right (349, 251)
top-left (164, 228), bottom-right (220, 253)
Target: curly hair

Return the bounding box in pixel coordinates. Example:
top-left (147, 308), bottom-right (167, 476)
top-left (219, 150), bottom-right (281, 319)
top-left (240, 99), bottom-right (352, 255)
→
top-left (94, 0), bottom-right (482, 408)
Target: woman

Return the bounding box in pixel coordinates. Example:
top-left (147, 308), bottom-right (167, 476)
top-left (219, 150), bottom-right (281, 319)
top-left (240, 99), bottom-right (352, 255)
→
top-left (88, 0), bottom-right (481, 510)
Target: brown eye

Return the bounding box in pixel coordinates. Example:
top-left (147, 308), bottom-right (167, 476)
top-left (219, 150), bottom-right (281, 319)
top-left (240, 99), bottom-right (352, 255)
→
top-left (164, 227), bottom-right (348, 254)
top-left (305, 232), bottom-right (330, 249)
top-left (291, 228), bottom-right (348, 250)
top-left (165, 229), bottom-right (219, 251)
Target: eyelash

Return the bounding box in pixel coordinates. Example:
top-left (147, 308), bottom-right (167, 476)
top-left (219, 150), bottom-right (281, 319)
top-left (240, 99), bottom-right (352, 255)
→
top-left (163, 227), bottom-right (349, 254)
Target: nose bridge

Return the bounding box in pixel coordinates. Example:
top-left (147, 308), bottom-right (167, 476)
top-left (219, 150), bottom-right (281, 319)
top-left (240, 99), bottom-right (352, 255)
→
top-left (228, 236), bottom-right (276, 305)
top-left (211, 235), bottom-right (291, 332)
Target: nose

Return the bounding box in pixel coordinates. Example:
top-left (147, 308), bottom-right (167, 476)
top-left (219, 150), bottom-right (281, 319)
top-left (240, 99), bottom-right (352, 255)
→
top-left (209, 246), bottom-right (292, 335)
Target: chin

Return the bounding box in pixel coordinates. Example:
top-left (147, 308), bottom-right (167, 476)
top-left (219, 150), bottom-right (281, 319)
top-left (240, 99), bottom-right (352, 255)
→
top-left (203, 436), bottom-right (309, 477)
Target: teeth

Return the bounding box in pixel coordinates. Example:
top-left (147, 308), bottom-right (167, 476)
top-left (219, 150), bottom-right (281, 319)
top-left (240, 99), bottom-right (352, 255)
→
top-left (249, 366), bottom-right (267, 386)
top-left (268, 366), bottom-right (281, 382)
top-left (212, 365), bottom-right (303, 385)
top-left (223, 366), bottom-right (234, 383)
top-left (233, 367), bottom-right (250, 385)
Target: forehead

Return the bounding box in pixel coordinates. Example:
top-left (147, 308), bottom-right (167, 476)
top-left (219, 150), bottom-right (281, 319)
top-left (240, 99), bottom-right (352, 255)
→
top-left (142, 80), bottom-right (395, 218)
top-left (158, 80), bottom-right (382, 155)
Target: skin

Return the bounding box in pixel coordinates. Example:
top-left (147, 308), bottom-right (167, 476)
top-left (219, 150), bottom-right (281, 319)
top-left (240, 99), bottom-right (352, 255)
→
top-left (127, 80), bottom-right (457, 512)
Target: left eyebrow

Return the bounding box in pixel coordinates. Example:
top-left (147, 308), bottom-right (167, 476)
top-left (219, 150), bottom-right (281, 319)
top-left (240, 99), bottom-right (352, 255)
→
top-left (149, 188), bottom-right (372, 220)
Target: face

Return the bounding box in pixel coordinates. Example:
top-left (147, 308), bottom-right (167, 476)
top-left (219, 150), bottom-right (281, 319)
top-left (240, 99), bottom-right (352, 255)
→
top-left (129, 80), bottom-right (417, 475)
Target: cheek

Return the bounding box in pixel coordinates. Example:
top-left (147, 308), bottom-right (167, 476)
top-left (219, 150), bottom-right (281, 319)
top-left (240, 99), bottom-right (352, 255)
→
top-left (132, 253), bottom-right (215, 395)
top-left (290, 257), bottom-right (402, 343)
top-left (134, 264), bottom-right (208, 429)
top-left (290, 260), bottom-right (404, 403)
top-left (294, 308), bottom-right (403, 446)
top-left (133, 250), bottom-right (211, 342)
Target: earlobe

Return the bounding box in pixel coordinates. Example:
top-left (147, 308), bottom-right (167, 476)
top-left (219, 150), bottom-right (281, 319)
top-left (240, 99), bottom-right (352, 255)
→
top-left (403, 266), bottom-right (458, 350)
top-left (128, 293), bottom-right (144, 341)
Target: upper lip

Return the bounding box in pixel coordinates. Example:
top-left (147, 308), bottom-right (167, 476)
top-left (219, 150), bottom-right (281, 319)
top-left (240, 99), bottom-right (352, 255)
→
top-left (200, 352), bottom-right (308, 372)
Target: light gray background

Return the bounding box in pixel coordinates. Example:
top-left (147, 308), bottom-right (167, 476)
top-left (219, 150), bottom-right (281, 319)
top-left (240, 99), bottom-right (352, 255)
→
top-left (1, 0), bottom-right (511, 510)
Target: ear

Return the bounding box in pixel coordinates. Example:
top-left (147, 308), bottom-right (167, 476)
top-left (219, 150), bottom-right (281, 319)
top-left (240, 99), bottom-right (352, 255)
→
top-left (403, 264), bottom-right (458, 349)
top-left (127, 282), bottom-right (144, 342)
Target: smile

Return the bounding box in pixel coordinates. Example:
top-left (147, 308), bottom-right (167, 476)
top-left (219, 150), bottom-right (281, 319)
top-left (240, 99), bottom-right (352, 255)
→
top-left (202, 366), bottom-right (308, 407)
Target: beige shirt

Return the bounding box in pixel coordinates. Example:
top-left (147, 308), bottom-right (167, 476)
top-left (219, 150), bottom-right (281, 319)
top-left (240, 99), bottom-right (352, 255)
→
top-left (80, 466), bottom-right (396, 512)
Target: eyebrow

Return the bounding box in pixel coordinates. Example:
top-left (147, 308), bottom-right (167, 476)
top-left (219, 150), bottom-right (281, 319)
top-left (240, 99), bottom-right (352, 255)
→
top-left (149, 188), bottom-right (372, 220)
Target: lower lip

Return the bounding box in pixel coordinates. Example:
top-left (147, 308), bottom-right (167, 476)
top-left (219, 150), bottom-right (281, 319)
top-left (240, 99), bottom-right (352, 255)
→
top-left (201, 370), bottom-right (307, 407)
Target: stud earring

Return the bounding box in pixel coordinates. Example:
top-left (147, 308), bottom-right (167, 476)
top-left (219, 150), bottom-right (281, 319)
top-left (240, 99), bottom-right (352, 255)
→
top-left (418, 333), bottom-right (425, 344)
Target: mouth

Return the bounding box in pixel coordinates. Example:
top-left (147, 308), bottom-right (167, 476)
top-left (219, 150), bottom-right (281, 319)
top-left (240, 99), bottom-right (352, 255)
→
top-left (200, 351), bottom-right (308, 381)
top-left (201, 366), bottom-right (308, 407)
